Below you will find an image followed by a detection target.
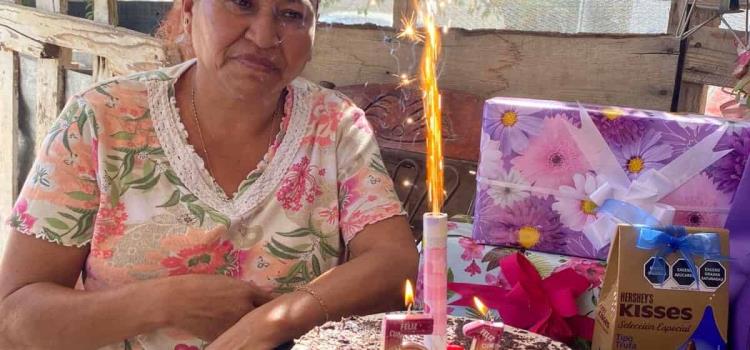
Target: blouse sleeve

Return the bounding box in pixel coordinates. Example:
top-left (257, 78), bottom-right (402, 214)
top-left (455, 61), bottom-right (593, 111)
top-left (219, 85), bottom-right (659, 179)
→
top-left (336, 101), bottom-right (406, 244)
top-left (6, 96), bottom-right (100, 247)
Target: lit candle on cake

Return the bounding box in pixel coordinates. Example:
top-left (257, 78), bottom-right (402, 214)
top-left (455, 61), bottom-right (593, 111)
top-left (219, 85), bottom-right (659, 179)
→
top-left (381, 280), bottom-right (434, 350)
top-left (462, 297), bottom-right (505, 350)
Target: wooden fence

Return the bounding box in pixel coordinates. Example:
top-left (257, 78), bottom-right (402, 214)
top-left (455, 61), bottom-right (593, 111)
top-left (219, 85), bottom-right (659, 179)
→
top-left (0, 0), bottom-right (745, 255)
top-left (0, 0), bottom-right (178, 256)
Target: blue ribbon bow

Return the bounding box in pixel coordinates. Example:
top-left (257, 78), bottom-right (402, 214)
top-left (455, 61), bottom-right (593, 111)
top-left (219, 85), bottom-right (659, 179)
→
top-left (599, 199), bottom-right (727, 288)
top-left (636, 226), bottom-right (725, 286)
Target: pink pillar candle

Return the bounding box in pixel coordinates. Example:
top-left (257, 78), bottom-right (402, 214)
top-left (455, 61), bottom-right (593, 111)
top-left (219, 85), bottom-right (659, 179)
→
top-left (423, 212), bottom-right (448, 349)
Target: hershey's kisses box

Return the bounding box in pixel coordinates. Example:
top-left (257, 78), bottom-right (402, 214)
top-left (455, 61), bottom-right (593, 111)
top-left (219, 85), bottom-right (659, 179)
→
top-left (592, 226), bottom-right (729, 350)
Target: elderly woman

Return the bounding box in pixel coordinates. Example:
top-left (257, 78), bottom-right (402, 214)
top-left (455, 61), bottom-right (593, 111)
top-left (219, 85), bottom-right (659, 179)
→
top-left (0, 0), bottom-right (418, 348)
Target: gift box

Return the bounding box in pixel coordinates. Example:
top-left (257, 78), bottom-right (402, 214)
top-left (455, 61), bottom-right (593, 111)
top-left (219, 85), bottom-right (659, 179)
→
top-left (593, 225), bottom-right (730, 350)
top-left (418, 221), bottom-right (605, 347)
top-left (472, 97), bottom-right (750, 260)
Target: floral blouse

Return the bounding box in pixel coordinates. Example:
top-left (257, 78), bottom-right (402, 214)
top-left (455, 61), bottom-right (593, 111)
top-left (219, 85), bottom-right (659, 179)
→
top-left (7, 59), bottom-right (405, 349)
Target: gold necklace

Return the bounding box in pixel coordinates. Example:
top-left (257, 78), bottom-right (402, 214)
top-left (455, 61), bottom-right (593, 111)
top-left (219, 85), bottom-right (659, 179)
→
top-left (190, 78), bottom-right (285, 179)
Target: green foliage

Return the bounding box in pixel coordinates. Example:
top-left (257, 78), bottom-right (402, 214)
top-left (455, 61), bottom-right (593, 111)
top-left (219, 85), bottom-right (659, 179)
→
top-left (84, 0), bottom-right (94, 21)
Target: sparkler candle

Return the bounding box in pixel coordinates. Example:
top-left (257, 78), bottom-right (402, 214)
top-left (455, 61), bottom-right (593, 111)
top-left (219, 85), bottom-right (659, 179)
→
top-left (381, 280), bottom-right (434, 350)
top-left (462, 297), bottom-right (505, 350)
top-left (415, 0), bottom-right (448, 349)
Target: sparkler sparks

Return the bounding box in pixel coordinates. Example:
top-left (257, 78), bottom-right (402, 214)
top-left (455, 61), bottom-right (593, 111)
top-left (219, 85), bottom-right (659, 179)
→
top-left (393, 73), bottom-right (417, 88)
top-left (396, 13), bottom-right (424, 42)
top-left (391, 0), bottom-right (445, 214)
top-left (418, 0), bottom-right (445, 214)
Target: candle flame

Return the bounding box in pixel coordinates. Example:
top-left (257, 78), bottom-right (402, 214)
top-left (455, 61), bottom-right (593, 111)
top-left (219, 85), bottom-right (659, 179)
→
top-left (417, 0), bottom-right (445, 214)
top-left (405, 279), bottom-right (415, 309)
top-left (473, 296), bottom-right (489, 319)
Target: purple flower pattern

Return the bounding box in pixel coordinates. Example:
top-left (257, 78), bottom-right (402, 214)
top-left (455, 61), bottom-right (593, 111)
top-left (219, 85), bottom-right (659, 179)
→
top-left (476, 98), bottom-right (750, 259)
top-left (494, 195), bottom-right (565, 252)
top-left (711, 128), bottom-right (750, 194)
top-left (592, 107), bottom-right (650, 145)
top-left (614, 129), bottom-right (673, 179)
top-left (660, 122), bottom-right (720, 159)
top-left (483, 104), bottom-right (542, 156)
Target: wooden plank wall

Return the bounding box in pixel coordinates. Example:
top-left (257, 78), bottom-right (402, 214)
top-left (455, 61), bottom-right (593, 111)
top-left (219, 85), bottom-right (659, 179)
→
top-left (305, 26), bottom-right (680, 111)
top-left (0, 2), bottom-right (177, 75)
top-left (306, 0), bottom-right (745, 114)
top-left (684, 25), bottom-right (742, 88)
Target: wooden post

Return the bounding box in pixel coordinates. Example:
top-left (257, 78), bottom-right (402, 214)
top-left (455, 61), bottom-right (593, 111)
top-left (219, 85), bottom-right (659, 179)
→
top-left (92, 0), bottom-right (118, 82)
top-left (93, 0), bottom-right (117, 25)
top-left (670, 0), bottom-right (721, 113)
top-left (34, 0), bottom-right (67, 151)
top-left (393, 0), bottom-right (417, 30)
top-left (668, 0), bottom-right (687, 36)
top-left (35, 58), bottom-right (64, 150)
top-left (35, 0), bottom-right (71, 67)
top-left (36, 0), bottom-right (67, 13)
top-left (0, 48), bottom-right (19, 256)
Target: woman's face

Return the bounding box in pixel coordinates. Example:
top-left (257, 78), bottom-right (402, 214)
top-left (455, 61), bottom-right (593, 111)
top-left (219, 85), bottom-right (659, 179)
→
top-left (184, 0), bottom-right (317, 97)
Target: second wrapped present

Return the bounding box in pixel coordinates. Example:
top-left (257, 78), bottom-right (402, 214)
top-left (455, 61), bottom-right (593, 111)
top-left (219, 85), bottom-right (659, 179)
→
top-left (418, 221), bottom-right (605, 347)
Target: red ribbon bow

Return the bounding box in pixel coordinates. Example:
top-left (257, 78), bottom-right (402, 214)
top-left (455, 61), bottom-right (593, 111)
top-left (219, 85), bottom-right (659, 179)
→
top-left (448, 253), bottom-right (594, 343)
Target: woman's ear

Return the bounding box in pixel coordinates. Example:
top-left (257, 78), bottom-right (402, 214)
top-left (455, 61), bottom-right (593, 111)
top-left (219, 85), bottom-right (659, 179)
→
top-left (181, 0), bottom-right (195, 34)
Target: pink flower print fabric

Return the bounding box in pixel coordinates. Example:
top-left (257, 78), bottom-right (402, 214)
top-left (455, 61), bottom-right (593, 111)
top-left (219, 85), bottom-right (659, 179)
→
top-left (8, 96), bottom-right (100, 247)
top-left (276, 156), bottom-right (325, 211)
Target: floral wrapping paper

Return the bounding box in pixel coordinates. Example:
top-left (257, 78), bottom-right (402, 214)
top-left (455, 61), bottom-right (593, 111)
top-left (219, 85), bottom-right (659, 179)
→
top-left (417, 221), bottom-right (605, 347)
top-left (473, 97), bottom-right (750, 259)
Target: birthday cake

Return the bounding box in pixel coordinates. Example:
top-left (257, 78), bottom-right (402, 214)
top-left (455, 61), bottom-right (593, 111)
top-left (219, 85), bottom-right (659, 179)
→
top-left (289, 315), bottom-right (571, 349)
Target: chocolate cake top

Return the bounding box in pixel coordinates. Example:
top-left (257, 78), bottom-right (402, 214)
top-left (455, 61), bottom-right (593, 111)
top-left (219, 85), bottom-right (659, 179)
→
top-left (289, 315), bottom-right (571, 350)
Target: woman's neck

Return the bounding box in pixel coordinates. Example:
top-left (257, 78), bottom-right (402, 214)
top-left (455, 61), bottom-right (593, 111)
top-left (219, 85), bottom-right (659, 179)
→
top-left (189, 65), bottom-right (283, 137)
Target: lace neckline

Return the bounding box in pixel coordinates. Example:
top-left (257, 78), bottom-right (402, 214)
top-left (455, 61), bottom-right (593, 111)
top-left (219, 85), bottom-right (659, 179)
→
top-left (148, 59), bottom-right (312, 221)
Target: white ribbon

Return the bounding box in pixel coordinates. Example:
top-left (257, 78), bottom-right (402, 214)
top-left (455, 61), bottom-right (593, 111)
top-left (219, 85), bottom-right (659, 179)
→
top-left (567, 104), bottom-right (732, 250)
